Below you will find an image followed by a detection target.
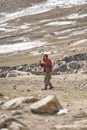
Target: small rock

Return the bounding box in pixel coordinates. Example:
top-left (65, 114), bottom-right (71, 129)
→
top-left (66, 104), bottom-right (69, 107)
top-left (79, 108), bottom-right (83, 111)
top-left (11, 111), bottom-right (21, 116)
top-left (2, 97), bottom-right (23, 109)
top-left (0, 101), bottom-right (4, 105)
top-left (9, 122), bottom-right (23, 130)
top-left (13, 85), bottom-right (17, 89)
top-left (0, 114), bottom-right (8, 119)
top-left (27, 89), bottom-right (30, 91)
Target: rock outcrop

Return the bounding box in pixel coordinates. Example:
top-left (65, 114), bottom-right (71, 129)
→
top-left (0, 53), bottom-right (87, 77)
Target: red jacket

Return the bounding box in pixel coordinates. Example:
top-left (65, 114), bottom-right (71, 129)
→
top-left (41, 58), bottom-right (52, 73)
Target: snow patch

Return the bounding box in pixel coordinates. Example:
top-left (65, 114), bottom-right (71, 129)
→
top-left (54, 28), bottom-right (76, 35)
top-left (66, 13), bottom-right (87, 19)
top-left (71, 39), bottom-right (87, 46)
top-left (0, 23), bottom-right (30, 33)
top-left (57, 108), bottom-right (68, 115)
top-left (46, 21), bottom-right (76, 26)
top-left (31, 51), bottom-right (57, 55)
top-left (0, 41), bottom-right (46, 54)
top-left (68, 29), bottom-right (87, 37)
top-left (0, 0), bottom-right (87, 24)
top-left (58, 36), bottom-right (69, 39)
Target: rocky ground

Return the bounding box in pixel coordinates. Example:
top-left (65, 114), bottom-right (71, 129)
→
top-left (0, 73), bottom-right (87, 130)
top-left (0, 53), bottom-right (87, 130)
top-left (0, 53), bottom-right (87, 78)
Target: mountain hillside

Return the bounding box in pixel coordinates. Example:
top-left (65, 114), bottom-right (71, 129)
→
top-left (0, 0), bottom-right (87, 66)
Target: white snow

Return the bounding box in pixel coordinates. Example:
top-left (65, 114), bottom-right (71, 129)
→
top-left (31, 51), bottom-right (41, 55)
top-left (0, 23), bottom-right (8, 27)
top-left (16, 24), bottom-right (30, 29)
top-left (55, 124), bottom-right (87, 129)
top-left (56, 28), bottom-right (87, 39)
top-left (66, 13), bottom-right (87, 19)
top-left (54, 28), bottom-right (76, 35)
top-left (58, 36), bottom-right (69, 39)
top-left (68, 29), bottom-right (87, 36)
top-left (47, 0), bottom-right (87, 7)
top-left (54, 28), bottom-right (87, 39)
top-left (0, 28), bottom-right (16, 33)
top-left (71, 39), bottom-right (87, 46)
top-left (57, 108), bottom-right (68, 115)
top-left (31, 50), bottom-right (57, 55)
top-left (0, 0), bottom-right (87, 54)
top-left (0, 41), bottom-right (46, 54)
top-left (0, 23), bottom-right (30, 33)
top-left (0, 0), bottom-right (87, 24)
top-left (39, 19), bottom-right (53, 23)
top-left (46, 21), bottom-right (76, 26)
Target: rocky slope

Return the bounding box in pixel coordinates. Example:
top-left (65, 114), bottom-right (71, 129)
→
top-left (0, 0), bottom-right (46, 12)
top-left (0, 0), bottom-right (87, 66)
top-left (0, 53), bottom-right (87, 77)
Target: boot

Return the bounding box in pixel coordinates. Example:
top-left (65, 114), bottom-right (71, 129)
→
top-left (49, 83), bottom-right (54, 89)
top-left (42, 85), bottom-right (47, 90)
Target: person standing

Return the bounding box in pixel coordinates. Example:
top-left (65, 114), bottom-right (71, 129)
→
top-left (40, 54), bottom-right (54, 90)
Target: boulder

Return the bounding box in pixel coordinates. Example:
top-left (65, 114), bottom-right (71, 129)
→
top-left (58, 64), bottom-right (68, 72)
top-left (2, 97), bottom-right (22, 109)
top-left (68, 61), bottom-right (80, 70)
top-left (11, 110), bottom-right (21, 116)
top-left (30, 95), bottom-right (62, 114)
top-left (6, 71), bottom-right (18, 78)
top-left (2, 96), bottom-right (39, 109)
top-left (6, 70), bottom-right (29, 78)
